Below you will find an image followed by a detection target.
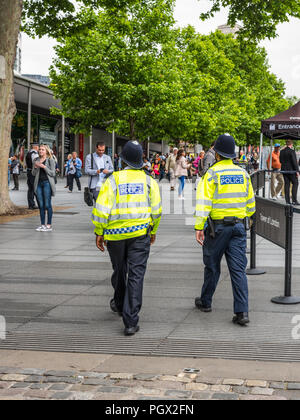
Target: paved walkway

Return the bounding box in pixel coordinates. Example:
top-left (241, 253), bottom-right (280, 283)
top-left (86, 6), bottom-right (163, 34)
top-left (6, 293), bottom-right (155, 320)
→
top-left (1, 175), bottom-right (300, 400)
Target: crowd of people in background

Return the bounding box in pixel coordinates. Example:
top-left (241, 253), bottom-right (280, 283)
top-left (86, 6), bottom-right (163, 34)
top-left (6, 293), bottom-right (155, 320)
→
top-left (7, 138), bottom-right (300, 234)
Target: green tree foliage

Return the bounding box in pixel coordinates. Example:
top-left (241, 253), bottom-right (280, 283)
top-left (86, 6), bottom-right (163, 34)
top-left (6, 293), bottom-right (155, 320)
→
top-left (50, 2), bottom-right (177, 140)
top-left (22, 0), bottom-right (142, 37)
top-left (200, 0), bottom-right (300, 41)
top-left (50, 13), bottom-right (290, 148)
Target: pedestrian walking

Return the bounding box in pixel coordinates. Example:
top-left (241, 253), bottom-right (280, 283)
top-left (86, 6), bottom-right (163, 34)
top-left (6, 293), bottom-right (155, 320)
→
top-left (195, 151), bottom-right (205, 190)
top-left (175, 149), bottom-right (192, 199)
top-left (25, 143), bottom-right (39, 209)
top-left (165, 147), bottom-right (178, 191)
top-left (92, 140), bottom-right (162, 336)
top-left (32, 144), bottom-right (56, 232)
top-left (280, 140), bottom-right (300, 205)
top-left (10, 155), bottom-right (20, 191)
top-left (85, 141), bottom-right (114, 201)
top-left (159, 159), bottom-right (166, 182)
top-left (142, 156), bottom-right (152, 174)
top-left (67, 151), bottom-right (82, 193)
top-left (199, 142), bottom-right (216, 177)
top-left (194, 134), bottom-right (256, 326)
top-left (267, 143), bottom-right (284, 200)
top-left (114, 153), bottom-right (120, 171)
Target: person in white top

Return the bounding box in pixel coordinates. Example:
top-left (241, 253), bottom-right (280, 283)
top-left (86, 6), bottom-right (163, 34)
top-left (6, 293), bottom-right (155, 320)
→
top-left (85, 142), bottom-right (114, 201)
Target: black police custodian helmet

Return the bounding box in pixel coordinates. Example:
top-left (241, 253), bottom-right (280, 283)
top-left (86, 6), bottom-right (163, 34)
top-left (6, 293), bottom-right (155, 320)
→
top-left (214, 134), bottom-right (236, 159)
top-left (120, 140), bottom-right (144, 169)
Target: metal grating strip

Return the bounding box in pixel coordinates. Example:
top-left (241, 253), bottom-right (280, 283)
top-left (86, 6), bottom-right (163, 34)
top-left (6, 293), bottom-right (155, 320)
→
top-left (1, 332), bottom-right (300, 362)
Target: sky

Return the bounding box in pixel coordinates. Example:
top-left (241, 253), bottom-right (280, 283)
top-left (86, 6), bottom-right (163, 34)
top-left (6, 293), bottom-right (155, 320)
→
top-left (21, 0), bottom-right (300, 97)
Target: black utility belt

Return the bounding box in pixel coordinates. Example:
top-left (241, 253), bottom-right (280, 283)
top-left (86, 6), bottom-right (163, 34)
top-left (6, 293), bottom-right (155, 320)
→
top-left (212, 217), bottom-right (245, 226)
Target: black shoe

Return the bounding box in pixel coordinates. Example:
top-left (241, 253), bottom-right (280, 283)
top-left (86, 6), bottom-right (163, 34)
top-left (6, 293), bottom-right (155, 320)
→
top-left (232, 312), bottom-right (249, 326)
top-left (195, 297), bottom-right (212, 312)
top-left (110, 298), bottom-right (122, 316)
top-left (292, 201), bottom-right (300, 206)
top-left (124, 325), bottom-right (140, 336)
top-left (29, 206), bottom-right (38, 210)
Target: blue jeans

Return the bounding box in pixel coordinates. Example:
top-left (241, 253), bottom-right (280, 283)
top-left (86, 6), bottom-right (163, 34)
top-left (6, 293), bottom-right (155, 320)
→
top-left (178, 176), bottom-right (185, 195)
top-left (201, 223), bottom-right (248, 314)
top-left (36, 180), bottom-right (53, 225)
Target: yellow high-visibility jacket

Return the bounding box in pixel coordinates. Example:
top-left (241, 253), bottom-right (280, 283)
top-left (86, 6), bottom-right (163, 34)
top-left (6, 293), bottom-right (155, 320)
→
top-left (92, 169), bottom-right (162, 241)
top-left (195, 159), bottom-right (256, 230)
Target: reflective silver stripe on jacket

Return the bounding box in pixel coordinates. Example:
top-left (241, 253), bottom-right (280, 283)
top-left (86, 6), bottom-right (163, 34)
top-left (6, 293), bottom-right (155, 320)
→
top-left (112, 201), bottom-right (150, 210)
top-left (196, 199), bottom-right (213, 206)
top-left (212, 202), bottom-right (247, 209)
top-left (91, 214), bottom-right (108, 224)
top-left (214, 192), bottom-right (248, 200)
top-left (109, 213), bottom-right (151, 221)
top-left (95, 203), bottom-right (112, 214)
top-left (194, 210), bottom-right (211, 217)
top-left (152, 202), bottom-right (162, 212)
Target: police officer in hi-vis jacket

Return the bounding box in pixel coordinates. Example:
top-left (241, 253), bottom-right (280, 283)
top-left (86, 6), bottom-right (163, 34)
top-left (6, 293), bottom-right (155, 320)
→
top-left (194, 134), bottom-right (256, 326)
top-left (92, 141), bottom-right (162, 336)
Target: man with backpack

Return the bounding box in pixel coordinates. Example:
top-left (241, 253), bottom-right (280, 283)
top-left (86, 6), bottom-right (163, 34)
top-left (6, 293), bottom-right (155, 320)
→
top-left (25, 143), bottom-right (39, 209)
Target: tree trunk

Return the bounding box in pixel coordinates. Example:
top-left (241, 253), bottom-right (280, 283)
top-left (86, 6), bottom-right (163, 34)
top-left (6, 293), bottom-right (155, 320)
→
top-left (0, 0), bottom-right (23, 215)
top-left (129, 117), bottom-right (136, 140)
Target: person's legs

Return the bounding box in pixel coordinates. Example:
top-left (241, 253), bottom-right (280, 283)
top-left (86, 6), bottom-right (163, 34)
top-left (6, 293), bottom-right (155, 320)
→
top-left (275, 173), bottom-right (284, 197)
top-left (75, 176), bottom-right (81, 191)
top-left (43, 181), bottom-right (53, 226)
top-left (169, 168), bottom-right (175, 189)
top-left (92, 188), bottom-right (100, 202)
top-left (36, 182), bottom-right (46, 226)
top-left (291, 174), bottom-right (299, 203)
top-left (107, 240), bottom-right (127, 313)
top-left (200, 225), bottom-right (230, 309)
top-left (283, 175), bottom-right (291, 204)
top-left (68, 174), bottom-right (74, 192)
top-left (225, 223), bottom-right (248, 314)
top-left (122, 234), bottom-right (151, 328)
top-left (270, 172), bottom-right (276, 198)
top-left (13, 174), bottom-right (19, 190)
top-left (178, 176), bottom-right (185, 196)
top-left (181, 176), bottom-right (185, 194)
top-left (27, 172), bottom-right (36, 208)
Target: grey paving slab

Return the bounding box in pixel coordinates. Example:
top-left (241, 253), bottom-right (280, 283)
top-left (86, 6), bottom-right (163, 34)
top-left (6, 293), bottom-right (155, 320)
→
top-left (1, 177), bottom-right (300, 362)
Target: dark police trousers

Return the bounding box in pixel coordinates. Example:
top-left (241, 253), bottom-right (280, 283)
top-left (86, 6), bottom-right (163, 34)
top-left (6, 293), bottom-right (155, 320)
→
top-left (283, 174), bottom-right (298, 204)
top-left (107, 234), bottom-right (151, 328)
top-left (201, 222), bottom-right (248, 314)
top-left (27, 171), bottom-right (36, 208)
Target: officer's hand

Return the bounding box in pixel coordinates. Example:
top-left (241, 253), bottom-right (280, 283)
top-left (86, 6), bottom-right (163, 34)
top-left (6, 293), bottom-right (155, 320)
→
top-left (150, 234), bottom-right (156, 245)
top-left (96, 235), bottom-right (106, 252)
top-left (196, 230), bottom-right (204, 246)
top-left (102, 169), bottom-right (109, 174)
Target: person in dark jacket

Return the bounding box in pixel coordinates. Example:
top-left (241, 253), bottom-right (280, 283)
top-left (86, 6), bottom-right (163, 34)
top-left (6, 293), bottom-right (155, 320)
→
top-left (280, 140), bottom-right (299, 205)
top-left (25, 143), bottom-right (39, 209)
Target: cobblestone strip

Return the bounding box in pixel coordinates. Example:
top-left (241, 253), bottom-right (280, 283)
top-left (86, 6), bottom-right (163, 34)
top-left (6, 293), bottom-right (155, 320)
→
top-left (0, 368), bottom-right (298, 400)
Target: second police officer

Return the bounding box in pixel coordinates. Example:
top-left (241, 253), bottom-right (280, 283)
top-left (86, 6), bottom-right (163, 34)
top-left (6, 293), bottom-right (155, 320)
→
top-left (92, 141), bottom-right (162, 336)
top-left (194, 134), bottom-right (256, 326)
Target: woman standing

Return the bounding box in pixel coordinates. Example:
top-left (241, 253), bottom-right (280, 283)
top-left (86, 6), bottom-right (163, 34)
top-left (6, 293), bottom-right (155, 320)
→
top-left (32, 144), bottom-right (56, 232)
top-left (175, 149), bottom-right (192, 199)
